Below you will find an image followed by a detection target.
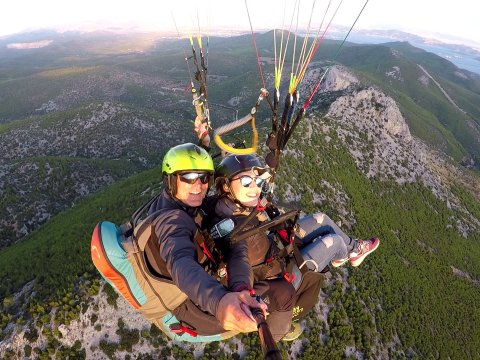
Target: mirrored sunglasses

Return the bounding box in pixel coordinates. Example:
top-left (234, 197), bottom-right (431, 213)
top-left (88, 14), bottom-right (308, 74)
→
top-left (232, 175), bottom-right (265, 188)
top-left (178, 172), bottom-right (211, 185)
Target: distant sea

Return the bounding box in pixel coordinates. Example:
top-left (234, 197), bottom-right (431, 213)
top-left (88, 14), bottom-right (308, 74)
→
top-left (346, 34), bottom-right (480, 76)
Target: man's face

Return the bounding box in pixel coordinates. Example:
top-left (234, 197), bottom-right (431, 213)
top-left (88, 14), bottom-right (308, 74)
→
top-left (175, 172), bottom-right (210, 207)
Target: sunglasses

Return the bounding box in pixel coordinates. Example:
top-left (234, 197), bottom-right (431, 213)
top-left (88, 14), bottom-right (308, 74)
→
top-left (177, 172), bottom-right (211, 185)
top-left (232, 175), bottom-right (265, 188)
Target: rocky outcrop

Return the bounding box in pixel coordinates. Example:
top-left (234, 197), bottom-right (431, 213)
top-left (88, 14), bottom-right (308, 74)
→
top-left (385, 66), bottom-right (404, 82)
top-left (328, 87), bottom-right (411, 141)
top-left (297, 64), bottom-right (359, 96)
top-left (320, 65), bottom-right (359, 92)
top-left (323, 77), bottom-right (478, 236)
top-left (327, 86), bottom-right (417, 183)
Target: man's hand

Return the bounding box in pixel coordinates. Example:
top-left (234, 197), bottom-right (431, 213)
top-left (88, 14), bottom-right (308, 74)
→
top-left (194, 115), bottom-right (210, 148)
top-left (216, 290), bottom-right (267, 333)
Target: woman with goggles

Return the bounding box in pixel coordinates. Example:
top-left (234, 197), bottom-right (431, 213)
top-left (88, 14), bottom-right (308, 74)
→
top-left (212, 154), bottom-right (301, 341)
top-left (210, 153), bottom-right (380, 341)
top-left (213, 154), bottom-right (273, 267)
top-left (213, 153), bottom-right (379, 276)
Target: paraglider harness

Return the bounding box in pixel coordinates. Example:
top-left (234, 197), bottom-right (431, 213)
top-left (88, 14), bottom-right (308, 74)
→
top-left (91, 191), bottom-right (301, 346)
top-left (91, 193), bottom-right (239, 342)
top-left (211, 195), bottom-right (325, 324)
top-left (224, 198), bottom-right (317, 285)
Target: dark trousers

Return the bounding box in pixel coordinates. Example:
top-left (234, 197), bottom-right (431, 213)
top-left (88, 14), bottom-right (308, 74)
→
top-left (172, 278), bottom-right (296, 341)
top-left (292, 271), bottom-right (323, 321)
top-left (254, 279), bottom-right (296, 341)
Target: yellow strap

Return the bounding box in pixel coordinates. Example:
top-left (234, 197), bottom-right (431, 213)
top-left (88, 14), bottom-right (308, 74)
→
top-left (213, 88), bottom-right (267, 155)
top-left (214, 114), bottom-right (258, 155)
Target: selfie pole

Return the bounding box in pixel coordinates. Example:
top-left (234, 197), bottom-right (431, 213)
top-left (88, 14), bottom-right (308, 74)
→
top-left (251, 308), bottom-right (283, 360)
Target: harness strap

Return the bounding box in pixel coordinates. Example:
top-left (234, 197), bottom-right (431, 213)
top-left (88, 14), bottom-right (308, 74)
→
top-left (131, 193), bottom-right (161, 228)
top-left (137, 224), bottom-right (153, 252)
top-left (193, 210), bottom-right (223, 269)
top-left (121, 233), bottom-right (138, 254)
top-left (133, 209), bottom-right (166, 250)
top-left (230, 198), bottom-right (269, 240)
top-left (283, 272), bottom-right (295, 283)
top-left (193, 230), bottom-right (210, 264)
top-left (292, 244), bottom-right (309, 275)
top-left (270, 218), bottom-right (309, 277)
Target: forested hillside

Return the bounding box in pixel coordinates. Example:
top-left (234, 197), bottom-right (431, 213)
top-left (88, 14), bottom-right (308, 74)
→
top-left (1, 103), bottom-right (479, 358)
top-left (335, 41), bottom-right (480, 163)
top-left (0, 101), bottom-right (186, 248)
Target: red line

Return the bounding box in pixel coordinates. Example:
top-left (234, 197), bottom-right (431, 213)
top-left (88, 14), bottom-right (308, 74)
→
top-left (245, 0), bottom-right (266, 89)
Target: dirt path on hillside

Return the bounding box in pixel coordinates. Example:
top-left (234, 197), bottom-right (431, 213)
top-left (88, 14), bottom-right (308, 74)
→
top-left (417, 64), bottom-right (467, 114)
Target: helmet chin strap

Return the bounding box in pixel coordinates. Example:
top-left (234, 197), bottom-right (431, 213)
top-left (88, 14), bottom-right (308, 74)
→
top-left (164, 175), bottom-right (177, 197)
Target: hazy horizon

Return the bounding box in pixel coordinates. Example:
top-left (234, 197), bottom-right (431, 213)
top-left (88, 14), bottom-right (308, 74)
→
top-left (1, 0), bottom-right (479, 49)
top-left (3, 24), bottom-right (480, 54)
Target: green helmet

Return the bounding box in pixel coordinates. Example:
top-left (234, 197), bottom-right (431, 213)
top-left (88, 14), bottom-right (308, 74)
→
top-left (162, 143), bottom-right (214, 175)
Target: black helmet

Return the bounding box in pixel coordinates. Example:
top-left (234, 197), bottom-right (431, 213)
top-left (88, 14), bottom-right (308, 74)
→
top-left (215, 154), bottom-right (266, 180)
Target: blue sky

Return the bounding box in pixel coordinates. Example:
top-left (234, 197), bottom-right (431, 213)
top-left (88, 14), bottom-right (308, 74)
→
top-left (1, 0), bottom-right (479, 47)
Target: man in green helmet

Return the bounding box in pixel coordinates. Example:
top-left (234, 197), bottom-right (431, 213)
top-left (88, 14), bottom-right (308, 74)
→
top-left (144, 143), bottom-right (266, 336)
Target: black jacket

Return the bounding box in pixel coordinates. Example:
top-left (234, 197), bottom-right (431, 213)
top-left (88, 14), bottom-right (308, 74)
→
top-left (147, 191), bottom-right (252, 316)
top-left (213, 196), bottom-right (284, 281)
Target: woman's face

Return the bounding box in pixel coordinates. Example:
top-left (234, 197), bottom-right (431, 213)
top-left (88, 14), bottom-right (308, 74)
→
top-left (228, 169), bottom-right (264, 207)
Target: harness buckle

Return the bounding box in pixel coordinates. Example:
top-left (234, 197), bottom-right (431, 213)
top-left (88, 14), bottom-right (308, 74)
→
top-left (169, 323), bottom-right (198, 337)
top-left (283, 272), bottom-right (295, 283)
top-left (299, 259), bottom-right (319, 272)
top-left (256, 201), bottom-right (267, 211)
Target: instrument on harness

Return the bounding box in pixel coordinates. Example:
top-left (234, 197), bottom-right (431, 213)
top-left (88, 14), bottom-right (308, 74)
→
top-left (209, 218), bottom-right (235, 240)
